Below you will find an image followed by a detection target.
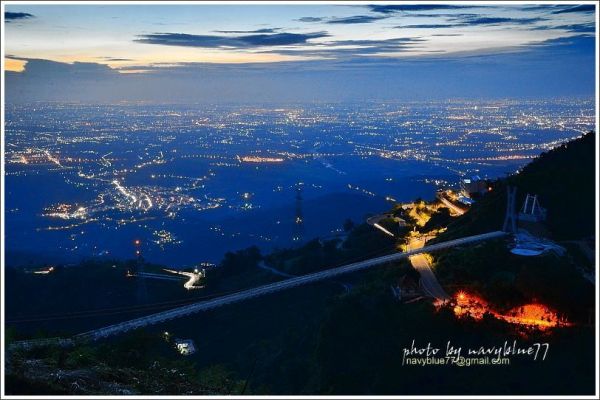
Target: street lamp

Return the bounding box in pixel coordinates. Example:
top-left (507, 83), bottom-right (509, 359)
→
top-left (134, 239), bottom-right (142, 260)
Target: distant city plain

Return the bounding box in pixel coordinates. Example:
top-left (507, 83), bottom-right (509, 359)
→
top-left (4, 99), bottom-right (595, 267)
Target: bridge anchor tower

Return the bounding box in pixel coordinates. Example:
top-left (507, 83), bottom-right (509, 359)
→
top-left (503, 186), bottom-right (518, 233)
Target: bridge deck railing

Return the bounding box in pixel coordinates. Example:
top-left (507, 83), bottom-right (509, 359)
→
top-left (73, 230), bottom-right (506, 341)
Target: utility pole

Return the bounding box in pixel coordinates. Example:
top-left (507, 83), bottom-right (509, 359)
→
top-left (293, 183), bottom-right (304, 242)
top-left (134, 239), bottom-right (147, 303)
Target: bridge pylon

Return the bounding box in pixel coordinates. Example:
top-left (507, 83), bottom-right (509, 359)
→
top-left (502, 186), bottom-right (518, 233)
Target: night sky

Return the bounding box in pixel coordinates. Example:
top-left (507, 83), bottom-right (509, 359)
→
top-left (4, 3), bottom-right (597, 102)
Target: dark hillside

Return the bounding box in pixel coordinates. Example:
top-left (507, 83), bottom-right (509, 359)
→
top-left (437, 131), bottom-right (595, 241)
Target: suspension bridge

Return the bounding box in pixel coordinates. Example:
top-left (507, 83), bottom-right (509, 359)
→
top-left (10, 186), bottom-right (520, 346)
top-left (72, 230), bottom-right (506, 341)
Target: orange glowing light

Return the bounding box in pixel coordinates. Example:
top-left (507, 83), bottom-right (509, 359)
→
top-left (134, 239), bottom-right (141, 245)
top-left (442, 290), bottom-right (568, 331)
top-left (500, 303), bottom-right (563, 330)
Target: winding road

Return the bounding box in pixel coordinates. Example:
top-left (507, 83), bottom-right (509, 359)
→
top-left (407, 236), bottom-right (450, 301)
top-left (436, 191), bottom-right (467, 216)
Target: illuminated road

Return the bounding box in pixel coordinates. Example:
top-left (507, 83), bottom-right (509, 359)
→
top-left (75, 231), bottom-right (506, 341)
top-left (366, 213), bottom-right (396, 237)
top-left (436, 191), bottom-right (467, 216)
top-left (112, 179), bottom-right (137, 204)
top-left (135, 272), bottom-right (183, 282)
top-left (164, 269), bottom-right (204, 290)
top-left (408, 236), bottom-right (450, 301)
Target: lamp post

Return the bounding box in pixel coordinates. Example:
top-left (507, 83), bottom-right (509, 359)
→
top-left (134, 238), bottom-right (147, 302)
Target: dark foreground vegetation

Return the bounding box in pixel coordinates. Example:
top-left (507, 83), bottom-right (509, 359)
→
top-left (437, 131), bottom-right (595, 241)
top-left (6, 261), bottom-right (595, 395)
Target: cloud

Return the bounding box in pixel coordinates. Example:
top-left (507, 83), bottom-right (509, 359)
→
top-left (214, 28), bottom-right (280, 34)
top-left (257, 37), bottom-right (427, 58)
top-left (396, 24), bottom-right (457, 29)
top-left (368, 5), bottom-right (468, 14)
top-left (135, 31), bottom-right (329, 48)
top-left (297, 17), bottom-right (323, 23)
top-left (12, 58), bottom-right (116, 78)
top-left (6, 34), bottom-right (595, 104)
top-left (533, 23), bottom-right (595, 34)
top-left (524, 34), bottom-right (595, 55)
top-left (299, 14), bottom-right (388, 25)
top-left (5, 12), bottom-right (34, 21)
top-left (551, 5), bottom-right (595, 14)
top-left (456, 16), bottom-right (545, 26)
top-left (556, 23), bottom-right (595, 34)
top-left (369, 4), bottom-right (593, 16)
top-left (101, 57), bottom-right (134, 62)
top-left (326, 15), bottom-right (387, 24)
top-left (397, 15), bottom-right (546, 29)
top-left (409, 12), bottom-right (480, 19)
top-left (329, 37), bottom-right (425, 46)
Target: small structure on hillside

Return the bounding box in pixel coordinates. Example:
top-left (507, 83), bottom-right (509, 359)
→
top-left (32, 266), bottom-right (55, 275)
top-left (510, 230), bottom-right (565, 257)
top-left (519, 194), bottom-right (547, 222)
top-left (174, 338), bottom-right (196, 356)
top-left (460, 175), bottom-right (488, 198)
